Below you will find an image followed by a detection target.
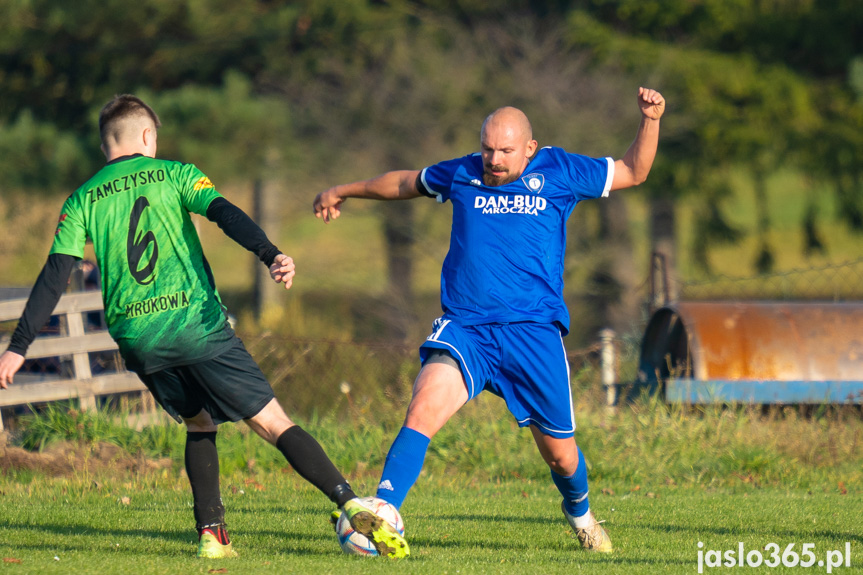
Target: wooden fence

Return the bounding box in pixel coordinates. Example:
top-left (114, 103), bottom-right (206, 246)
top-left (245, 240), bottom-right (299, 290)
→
top-left (0, 291), bottom-right (150, 432)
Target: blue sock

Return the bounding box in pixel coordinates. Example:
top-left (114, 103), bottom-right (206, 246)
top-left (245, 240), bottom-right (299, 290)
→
top-left (375, 426), bottom-right (430, 509)
top-left (551, 445), bottom-right (590, 517)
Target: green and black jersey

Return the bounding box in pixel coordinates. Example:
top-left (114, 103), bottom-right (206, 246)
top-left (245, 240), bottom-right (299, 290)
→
top-left (50, 155), bottom-right (235, 373)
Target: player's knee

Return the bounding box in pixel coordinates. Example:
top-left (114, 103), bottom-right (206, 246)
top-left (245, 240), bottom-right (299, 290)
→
top-left (183, 409), bottom-right (217, 432)
top-left (245, 399), bottom-right (294, 444)
top-left (403, 415), bottom-right (440, 438)
top-left (545, 452), bottom-right (579, 476)
top-left (403, 406), bottom-right (448, 438)
top-left (185, 421), bottom-right (218, 433)
top-left (247, 420), bottom-right (289, 445)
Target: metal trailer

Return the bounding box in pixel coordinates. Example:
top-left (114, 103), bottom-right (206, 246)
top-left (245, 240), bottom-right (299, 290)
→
top-left (636, 302), bottom-right (863, 404)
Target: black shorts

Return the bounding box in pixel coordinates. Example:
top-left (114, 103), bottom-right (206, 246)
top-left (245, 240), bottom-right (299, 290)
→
top-left (138, 338), bottom-right (275, 425)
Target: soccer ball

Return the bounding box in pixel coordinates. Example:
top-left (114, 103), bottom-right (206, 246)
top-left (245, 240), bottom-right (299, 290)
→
top-left (335, 496), bottom-right (405, 556)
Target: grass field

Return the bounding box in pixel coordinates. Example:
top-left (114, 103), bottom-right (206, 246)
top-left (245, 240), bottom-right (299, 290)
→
top-left (1, 393), bottom-right (862, 574)
top-left (0, 473), bottom-right (860, 574)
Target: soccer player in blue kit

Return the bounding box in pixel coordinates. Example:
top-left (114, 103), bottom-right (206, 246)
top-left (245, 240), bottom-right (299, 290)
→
top-left (314, 87), bottom-right (665, 552)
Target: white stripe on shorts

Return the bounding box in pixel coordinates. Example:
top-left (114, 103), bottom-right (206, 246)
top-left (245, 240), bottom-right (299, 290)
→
top-left (521, 329), bottom-right (576, 435)
top-left (428, 318), bottom-right (451, 341)
top-left (518, 417), bottom-right (574, 436)
top-left (425, 318), bottom-right (475, 397)
top-left (558, 329), bottom-right (576, 431)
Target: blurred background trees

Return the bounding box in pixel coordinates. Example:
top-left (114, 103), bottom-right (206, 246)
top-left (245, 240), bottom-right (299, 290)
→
top-left (2, 0), bottom-right (862, 345)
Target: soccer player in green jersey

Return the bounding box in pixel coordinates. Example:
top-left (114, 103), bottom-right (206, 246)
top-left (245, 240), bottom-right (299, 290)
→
top-left (0, 95), bottom-right (409, 559)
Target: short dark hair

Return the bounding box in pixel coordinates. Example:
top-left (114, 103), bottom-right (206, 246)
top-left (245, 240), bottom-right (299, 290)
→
top-left (99, 94), bottom-right (161, 143)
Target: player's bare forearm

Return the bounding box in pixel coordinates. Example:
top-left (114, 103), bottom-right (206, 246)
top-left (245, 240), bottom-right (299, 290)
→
top-left (611, 87), bottom-right (665, 191)
top-left (314, 170), bottom-right (421, 223)
top-left (612, 117), bottom-right (660, 190)
top-left (351, 170), bottom-right (422, 200)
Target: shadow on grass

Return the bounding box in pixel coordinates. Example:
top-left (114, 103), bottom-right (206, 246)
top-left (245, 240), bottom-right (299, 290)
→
top-left (407, 510), bottom-right (566, 527)
top-left (0, 519), bottom-right (342, 558)
top-left (0, 521), bottom-right (190, 552)
top-left (626, 520), bottom-right (863, 546)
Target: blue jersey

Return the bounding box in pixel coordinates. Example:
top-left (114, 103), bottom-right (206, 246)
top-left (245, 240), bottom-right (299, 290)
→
top-left (417, 146), bottom-right (613, 334)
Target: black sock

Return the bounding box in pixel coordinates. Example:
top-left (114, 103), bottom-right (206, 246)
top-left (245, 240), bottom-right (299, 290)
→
top-left (276, 426), bottom-right (356, 506)
top-left (185, 431), bottom-right (225, 529)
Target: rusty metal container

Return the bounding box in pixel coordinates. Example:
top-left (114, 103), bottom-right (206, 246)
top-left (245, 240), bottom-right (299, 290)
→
top-left (637, 302), bottom-right (863, 403)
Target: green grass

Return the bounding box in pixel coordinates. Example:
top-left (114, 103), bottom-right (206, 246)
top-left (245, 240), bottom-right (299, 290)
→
top-left (0, 474), bottom-right (860, 574)
top-left (2, 388), bottom-right (862, 573)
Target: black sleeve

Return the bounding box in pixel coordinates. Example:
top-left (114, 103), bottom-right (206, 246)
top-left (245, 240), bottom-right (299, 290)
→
top-left (205, 197), bottom-right (282, 267)
top-left (415, 172), bottom-right (435, 198)
top-left (7, 253), bottom-right (79, 356)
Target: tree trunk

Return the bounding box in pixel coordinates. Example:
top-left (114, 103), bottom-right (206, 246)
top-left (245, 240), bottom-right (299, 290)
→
top-left (590, 193), bottom-right (641, 334)
top-left (649, 194), bottom-right (678, 302)
top-left (252, 178), bottom-right (281, 319)
top-left (380, 201), bottom-right (416, 341)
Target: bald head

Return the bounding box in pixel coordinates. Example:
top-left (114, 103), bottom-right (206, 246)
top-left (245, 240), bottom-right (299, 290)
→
top-left (479, 107), bottom-right (537, 186)
top-left (481, 107), bottom-right (533, 142)
top-left (98, 95), bottom-right (161, 160)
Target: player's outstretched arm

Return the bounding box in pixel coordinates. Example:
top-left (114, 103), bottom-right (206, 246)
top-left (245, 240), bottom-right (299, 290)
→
top-left (313, 170), bottom-right (422, 223)
top-left (206, 197), bottom-right (286, 265)
top-left (611, 87), bottom-right (666, 191)
top-left (0, 253), bottom-right (77, 389)
top-left (206, 199), bottom-right (296, 290)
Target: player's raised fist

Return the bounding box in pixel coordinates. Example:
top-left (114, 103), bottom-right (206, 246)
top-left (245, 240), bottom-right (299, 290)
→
top-left (637, 87), bottom-right (665, 120)
top-left (313, 188), bottom-right (344, 224)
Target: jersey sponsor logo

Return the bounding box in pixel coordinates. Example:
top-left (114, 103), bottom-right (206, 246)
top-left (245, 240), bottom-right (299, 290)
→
top-left (193, 176), bottom-right (214, 191)
top-left (473, 194), bottom-right (547, 215)
top-left (87, 169), bottom-right (166, 204)
top-left (124, 290), bottom-right (190, 318)
top-left (55, 213), bottom-right (68, 236)
top-left (521, 173), bottom-right (545, 193)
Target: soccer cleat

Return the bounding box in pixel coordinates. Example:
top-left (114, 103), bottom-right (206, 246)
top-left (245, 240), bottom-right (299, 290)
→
top-left (341, 499), bottom-right (410, 558)
top-left (197, 524), bottom-right (238, 559)
top-left (561, 502), bottom-right (613, 553)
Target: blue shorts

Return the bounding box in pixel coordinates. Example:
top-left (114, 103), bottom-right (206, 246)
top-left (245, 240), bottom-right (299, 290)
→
top-left (420, 318), bottom-right (575, 438)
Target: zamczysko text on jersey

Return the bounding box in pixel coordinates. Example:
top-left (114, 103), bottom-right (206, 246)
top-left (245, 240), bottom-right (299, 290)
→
top-left (87, 170), bottom-right (167, 204)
